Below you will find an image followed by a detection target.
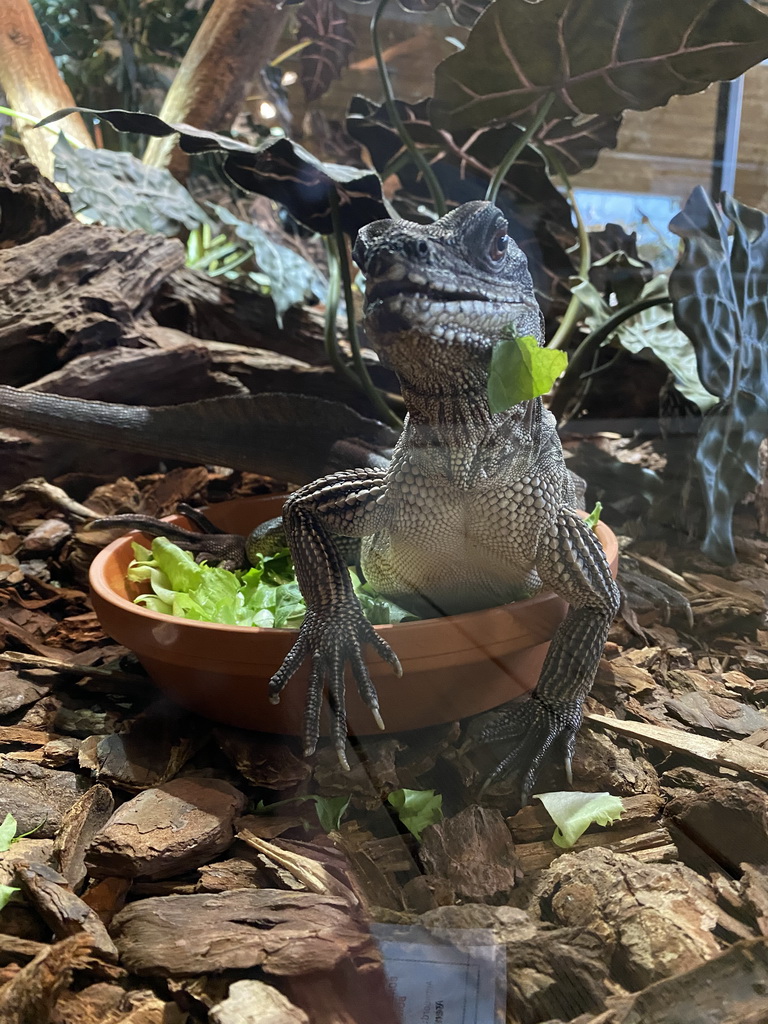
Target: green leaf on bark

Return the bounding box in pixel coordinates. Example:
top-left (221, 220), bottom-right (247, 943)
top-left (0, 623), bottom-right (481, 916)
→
top-left (432, 0), bottom-right (768, 130)
top-left (488, 332), bottom-right (567, 413)
top-left (0, 886), bottom-right (18, 912)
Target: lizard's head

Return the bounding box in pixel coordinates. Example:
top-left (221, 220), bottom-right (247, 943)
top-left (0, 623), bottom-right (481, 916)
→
top-left (352, 201), bottom-right (542, 385)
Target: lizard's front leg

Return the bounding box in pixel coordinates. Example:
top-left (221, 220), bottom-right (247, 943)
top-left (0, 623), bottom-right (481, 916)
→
top-left (480, 509), bottom-right (620, 802)
top-left (269, 468), bottom-right (400, 768)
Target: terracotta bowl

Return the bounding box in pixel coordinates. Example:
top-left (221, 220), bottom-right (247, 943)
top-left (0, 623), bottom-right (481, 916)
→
top-left (89, 494), bottom-right (618, 736)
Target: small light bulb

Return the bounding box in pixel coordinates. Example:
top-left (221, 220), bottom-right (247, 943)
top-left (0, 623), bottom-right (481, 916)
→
top-left (259, 101), bottom-right (277, 120)
top-left (281, 71), bottom-right (298, 87)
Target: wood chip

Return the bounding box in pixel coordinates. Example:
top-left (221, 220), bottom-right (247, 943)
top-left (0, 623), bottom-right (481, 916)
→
top-left (586, 712), bottom-right (768, 784)
top-left (0, 934), bottom-right (92, 1024)
top-left (111, 890), bottom-right (371, 976)
top-left (209, 979), bottom-right (309, 1024)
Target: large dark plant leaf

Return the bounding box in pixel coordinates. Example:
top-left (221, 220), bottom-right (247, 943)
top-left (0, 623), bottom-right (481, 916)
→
top-left (538, 114), bottom-right (622, 177)
top-left (669, 186), bottom-right (768, 564)
top-left (297, 0), bottom-right (355, 103)
top-left (432, 0), bottom-right (768, 130)
top-left (346, 95), bottom-right (576, 318)
top-left (37, 107), bottom-right (389, 236)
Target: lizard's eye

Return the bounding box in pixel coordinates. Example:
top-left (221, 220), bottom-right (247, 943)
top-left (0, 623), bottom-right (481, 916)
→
top-left (489, 226), bottom-right (509, 263)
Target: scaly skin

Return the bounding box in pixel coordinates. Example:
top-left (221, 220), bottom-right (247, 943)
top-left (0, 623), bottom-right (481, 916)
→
top-left (270, 201), bottom-right (620, 799)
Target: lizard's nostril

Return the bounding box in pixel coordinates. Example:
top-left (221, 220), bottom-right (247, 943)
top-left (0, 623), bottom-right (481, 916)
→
top-left (417, 239), bottom-right (429, 258)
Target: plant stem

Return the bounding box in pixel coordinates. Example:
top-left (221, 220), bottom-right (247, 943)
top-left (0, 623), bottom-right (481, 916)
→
top-left (2, 106), bottom-right (87, 148)
top-left (371, 0), bottom-right (446, 217)
top-left (330, 195), bottom-right (403, 429)
top-left (549, 295), bottom-right (672, 422)
top-left (322, 236), bottom-right (360, 389)
top-left (485, 93), bottom-right (555, 206)
top-left (546, 150), bottom-right (590, 350)
top-left (269, 38), bottom-right (312, 67)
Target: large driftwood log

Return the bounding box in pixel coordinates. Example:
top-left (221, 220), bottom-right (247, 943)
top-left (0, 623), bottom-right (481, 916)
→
top-left (0, 222), bottom-right (185, 386)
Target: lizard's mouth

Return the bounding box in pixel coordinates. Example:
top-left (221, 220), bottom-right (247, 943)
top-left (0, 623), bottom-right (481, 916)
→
top-left (364, 277), bottom-right (486, 307)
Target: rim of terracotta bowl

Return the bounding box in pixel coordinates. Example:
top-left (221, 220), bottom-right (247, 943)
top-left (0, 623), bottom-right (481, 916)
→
top-left (89, 492), bottom-right (619, 641)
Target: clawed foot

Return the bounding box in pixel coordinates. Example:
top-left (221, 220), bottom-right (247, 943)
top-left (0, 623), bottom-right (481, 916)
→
top-left (474, 693), bottom-right (583, 805)
top-left (269, 606), bottom-right (401, 769)
top-left (88, 503), bottom-right (250, 571)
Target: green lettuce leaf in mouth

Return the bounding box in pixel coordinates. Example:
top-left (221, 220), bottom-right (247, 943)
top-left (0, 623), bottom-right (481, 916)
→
top-left (126, 537), bottom-right (417, 629)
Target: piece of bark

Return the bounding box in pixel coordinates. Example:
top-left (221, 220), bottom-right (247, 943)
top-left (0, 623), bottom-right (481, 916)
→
top-left (49, 982), bottom-right (126, 1024)
top-left (110, 890), bottom-right (371, 976)
top-left (155, 266), bottom-right (330, 368)
top-left (586, 935), bottom-right (768, 1024)
top-left (535, 847), bottom-right (722, 990)
top-left (0, 934), bottom-right (49, 966)
top-left (79, 877), bottom-right (131, 927)
top-left (87, 777), bottom-right (246, 881)
top-left (0, 756), bottom-right (90, 837)
top-left (196, 854), bottom-right (271, 893)
top-left (209, 979), bottom-right (309, 1024)
top-left (312, 739), bottom-right (403, 810)
top-left (0, 838), bottom-right (56, 887)
top-left (0, 670), bottom-right (49, 716)
top-left (585, 712), bottom-right (768, 785)
top-left (214, 728), bottom-right (311, 789)
top-left (16, 862), bottom-right (118, 961)
top-left (0, 933), bottom-right (92, 1024)
top-left (516, 825), bottom-right (676, 875)
top-left (77, 703), bottom-right (207, 791)
top-left (572, 728), bottom-right (661, 795)
top-left (419, 805), bottom-right (519, 903)
top-left (742, 864), bottom-right (768, 937)
top-left (665, 775), bottom-right (768, 872)
top-left (0, 153), bottom-right (73, 247)
top-left (663, 690), bottom-right (768, 739)
top-left (53, 785), bottom-right (115, 892)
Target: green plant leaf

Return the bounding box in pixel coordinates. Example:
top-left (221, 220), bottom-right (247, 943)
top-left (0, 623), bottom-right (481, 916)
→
top-left (312, 795), bottom-right (351, 832)
top-left (488, 331), bottom-right (567, 413)
top-left (52, 134), bottom-right (212, 236)
top-left (572, 273), bottom-right (717, 413)
top-left (669, 187), bottom-right (768, 564)
top-left (212, 205), bottom-right (327, 328)
top-left (37, 106), bottom-right (390, 236)
top-left (387, 789), bottom-right (443, 840)
top-left (0, 885), bottom-right (18, 912)
top-left (535, 791), bottom-right (624, 849)
top-left (0, 813), bottom-right (17, 853)
top-left (584, 501), bottom-right (602, 531)
top-left (432, 0), bottom-right (768, 130)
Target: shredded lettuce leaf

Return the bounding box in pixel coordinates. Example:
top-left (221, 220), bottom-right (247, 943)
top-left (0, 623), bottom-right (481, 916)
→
top-left (126, 537), bottom-right (416, 629)
top-left (534, 791), bottom-right (625, 849)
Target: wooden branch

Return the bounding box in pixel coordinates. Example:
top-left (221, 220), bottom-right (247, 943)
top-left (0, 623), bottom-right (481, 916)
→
top-left (0, 0), bottom-right (93, 179)
top-left (142, 0), bottom-right (287, 177)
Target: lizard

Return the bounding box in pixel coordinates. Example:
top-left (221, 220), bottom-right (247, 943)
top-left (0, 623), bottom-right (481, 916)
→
top-left (92, 200), bottom-right (620, 801)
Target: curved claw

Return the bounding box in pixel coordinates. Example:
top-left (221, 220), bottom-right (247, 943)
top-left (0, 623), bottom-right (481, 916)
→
top-left (478, 693), bottom-right (583, 805)
top-left (267, 607), bottom-right (401, 767)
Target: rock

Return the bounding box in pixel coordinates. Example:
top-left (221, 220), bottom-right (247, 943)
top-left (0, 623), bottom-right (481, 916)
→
top-left (210, 979), bottom-right (309, 1024)
top-left (21, 518), bottom-right (72, 552)
top-left (0, 670), bottom-right (49, 717)
top-left (87, 777), bottom-right (247, 880)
